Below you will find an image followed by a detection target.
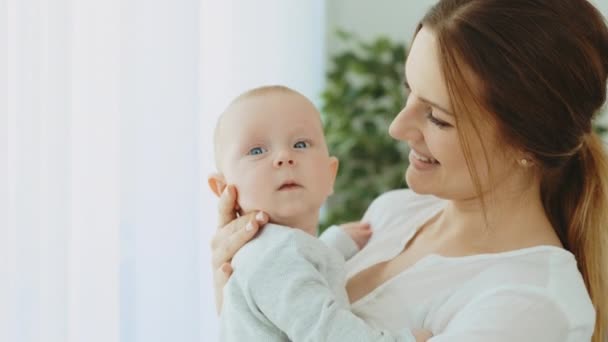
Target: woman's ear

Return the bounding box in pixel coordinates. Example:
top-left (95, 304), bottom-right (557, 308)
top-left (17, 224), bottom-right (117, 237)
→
top-left (207, 173), bottom-right (227, 197)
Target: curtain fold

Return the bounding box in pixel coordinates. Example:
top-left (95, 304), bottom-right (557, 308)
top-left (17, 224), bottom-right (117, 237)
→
top-left (3, 0), bottom-right (201, 341)
top-left (3, 0), bottom-right (325, 341)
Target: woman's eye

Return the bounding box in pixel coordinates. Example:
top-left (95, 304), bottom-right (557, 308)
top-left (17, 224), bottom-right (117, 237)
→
top-left (248, 147), bottom-right (266, 155)
top-left (426, 111), bottom-right (452, 129)
top-left (294, 141), bottom-right (310, 149)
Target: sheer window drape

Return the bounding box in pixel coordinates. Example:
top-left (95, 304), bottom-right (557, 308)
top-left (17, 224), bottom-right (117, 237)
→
top-left (3, 0), bottom-right (200, 341)
top-left (3, 0), bottom-right (325, 341)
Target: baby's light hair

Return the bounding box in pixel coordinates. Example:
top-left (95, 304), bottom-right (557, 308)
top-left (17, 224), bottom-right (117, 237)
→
top-left (233, 85), bottom-right (298, 102)
top-left (213, 85), bottom-right (310, 170)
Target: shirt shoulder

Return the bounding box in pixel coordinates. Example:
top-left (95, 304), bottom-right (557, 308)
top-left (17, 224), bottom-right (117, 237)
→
top-left (439, 284), bottom-right (590, 341)
top-left (440, 249), bottom-right (595, 338)
top-left (479, 248), bottom-right (593, 318)
top-left (544, 251), bottom-right (596, 330)
top-left (420, 250), bottom-right (595, 341)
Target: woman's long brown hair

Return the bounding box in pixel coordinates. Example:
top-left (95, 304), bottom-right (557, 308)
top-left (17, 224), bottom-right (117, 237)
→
top-left (418, 1), bottom-right (608, 340)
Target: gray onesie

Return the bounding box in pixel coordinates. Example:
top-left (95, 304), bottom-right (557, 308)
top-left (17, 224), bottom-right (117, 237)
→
top-left (219, 224), bottom-right (416, 342)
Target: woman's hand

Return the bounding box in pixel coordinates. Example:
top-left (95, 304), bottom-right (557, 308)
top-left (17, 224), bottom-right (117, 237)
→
top-left (210, 185), bottom-right (268, 314)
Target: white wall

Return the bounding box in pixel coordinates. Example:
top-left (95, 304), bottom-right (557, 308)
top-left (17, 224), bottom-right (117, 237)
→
top-left (590, 0), bottom-right (608, 123)
top-left (325, 0), bottom-right (438, 58)
top-left (327, 0), bottom-right (608, 55)
top-left (590, 0), bottom-right (608, 17)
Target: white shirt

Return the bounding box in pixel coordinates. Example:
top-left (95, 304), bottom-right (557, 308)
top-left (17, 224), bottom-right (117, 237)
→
top-left (344, 189), bottom-right (596, 341)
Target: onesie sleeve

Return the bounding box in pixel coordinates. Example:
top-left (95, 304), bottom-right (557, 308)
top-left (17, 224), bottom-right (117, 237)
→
top-left (319, 225), bottom-right (360, 260)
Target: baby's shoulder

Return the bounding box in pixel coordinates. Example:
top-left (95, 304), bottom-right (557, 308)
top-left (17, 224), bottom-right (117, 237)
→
top-left (232, 225), bottom-right (296, 267)
top-left (232, 224), bottom-right (336, 274)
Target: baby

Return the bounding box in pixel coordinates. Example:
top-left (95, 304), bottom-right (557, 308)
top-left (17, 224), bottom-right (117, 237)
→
top-left (209, 85), bottom-right (423, 341)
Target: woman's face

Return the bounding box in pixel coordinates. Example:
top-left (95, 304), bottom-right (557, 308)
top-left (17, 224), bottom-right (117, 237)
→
top-left (389, 27), bottom-right (519, 200)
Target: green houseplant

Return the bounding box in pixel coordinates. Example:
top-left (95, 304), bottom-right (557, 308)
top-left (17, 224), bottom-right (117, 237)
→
top-left (320, 31), bottom-right (409, 231)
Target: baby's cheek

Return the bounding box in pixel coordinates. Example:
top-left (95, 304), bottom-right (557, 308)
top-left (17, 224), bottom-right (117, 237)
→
top-left (233, 178), bottom-right (267, 214)
top-left (236, 194), bottom-right (256, 213)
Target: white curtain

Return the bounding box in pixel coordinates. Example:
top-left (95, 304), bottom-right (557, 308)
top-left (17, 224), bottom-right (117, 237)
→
top-left (3, 0), bottom-right (325, 341)
top-left (3, 0), bottom-right (201, 341)
top-left (3, 0), bottom-right (123, 341)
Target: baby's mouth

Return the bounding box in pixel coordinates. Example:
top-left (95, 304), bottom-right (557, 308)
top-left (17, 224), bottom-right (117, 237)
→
top-left (278, 181), bottom-right (302, 191)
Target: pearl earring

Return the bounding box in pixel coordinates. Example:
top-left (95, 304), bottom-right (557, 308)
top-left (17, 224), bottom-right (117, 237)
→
top-left (519, 158), bottom-right (529, 166)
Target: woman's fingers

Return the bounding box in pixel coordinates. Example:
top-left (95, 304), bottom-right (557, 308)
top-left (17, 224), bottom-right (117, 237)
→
top-left (211, 183), bottom-right (270, 314)
top-left (220, 262), bottom-right (233, 276)
top-left (213, 262), bottom-right (233, 314)
top-left (210, 211), bottom-right (268, 314)
top-left (210, 211), bottom-right (269, 269)
top-left (217, 185), bottom-right (238, 228)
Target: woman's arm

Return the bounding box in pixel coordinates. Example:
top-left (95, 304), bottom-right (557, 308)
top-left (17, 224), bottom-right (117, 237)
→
top-left (210, 185), bottom-right (268, 314)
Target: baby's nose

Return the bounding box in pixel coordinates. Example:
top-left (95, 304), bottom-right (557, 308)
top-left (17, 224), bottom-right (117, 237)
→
top-left (273, 155), bottom-right (296, 168)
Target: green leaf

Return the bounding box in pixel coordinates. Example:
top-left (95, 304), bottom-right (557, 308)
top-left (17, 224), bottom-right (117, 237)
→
top-left (320, 31), bottom-right (410, 232)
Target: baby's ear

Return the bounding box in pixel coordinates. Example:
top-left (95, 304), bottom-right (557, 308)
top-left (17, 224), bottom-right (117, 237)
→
top-left (207, 173), bottom-right (227, 197)
top-left (328, 156), bottom-right (339, 195)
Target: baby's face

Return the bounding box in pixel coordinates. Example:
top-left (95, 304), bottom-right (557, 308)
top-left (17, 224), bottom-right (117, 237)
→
top-left (217, 92), bottom-right (337, 224)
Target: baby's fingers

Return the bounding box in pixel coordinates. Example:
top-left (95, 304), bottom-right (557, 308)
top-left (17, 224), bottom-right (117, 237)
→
top-left (412, 329), bottom-right (433, 342)
top-left (340, 221), bottom-right (370, 233)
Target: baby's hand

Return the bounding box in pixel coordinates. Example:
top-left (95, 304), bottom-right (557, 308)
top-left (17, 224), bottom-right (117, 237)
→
top-left (339, 221), bottom-right (372, 250)
top-left (412, 329), bottom-right (433, 342)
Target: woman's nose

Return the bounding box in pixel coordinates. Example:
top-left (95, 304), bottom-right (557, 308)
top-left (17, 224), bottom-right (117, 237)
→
top-left (389, 102), bottom-right (423, 142)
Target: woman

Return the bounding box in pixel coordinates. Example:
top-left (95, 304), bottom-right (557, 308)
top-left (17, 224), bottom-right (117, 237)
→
top-left (210, 0), bottom-right (608, 340)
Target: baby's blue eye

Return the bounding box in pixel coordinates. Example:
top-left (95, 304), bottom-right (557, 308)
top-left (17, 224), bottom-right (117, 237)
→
top-left (294, 141), bottom-right (309, 149)
top-left (248, 147), bottom-right (266, 155)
